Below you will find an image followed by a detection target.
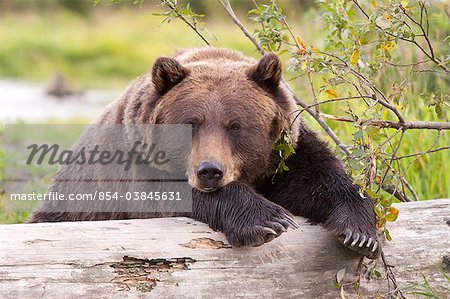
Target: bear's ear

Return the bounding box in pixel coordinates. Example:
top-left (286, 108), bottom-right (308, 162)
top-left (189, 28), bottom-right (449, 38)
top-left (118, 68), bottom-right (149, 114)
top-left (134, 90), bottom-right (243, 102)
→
top-left (152, 57), bottom-right (188, 95)
top-left (248, 53), bottom-right (282, 93)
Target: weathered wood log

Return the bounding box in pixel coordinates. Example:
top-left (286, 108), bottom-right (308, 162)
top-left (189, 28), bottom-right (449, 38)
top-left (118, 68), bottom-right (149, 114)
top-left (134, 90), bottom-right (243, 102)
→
top-left (0, 199), bottom-right (449, 298)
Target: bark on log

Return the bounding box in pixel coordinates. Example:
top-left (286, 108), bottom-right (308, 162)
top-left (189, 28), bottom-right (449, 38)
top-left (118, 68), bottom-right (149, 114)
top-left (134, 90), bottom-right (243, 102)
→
top-left (0, 199), bottom-right (449, 298)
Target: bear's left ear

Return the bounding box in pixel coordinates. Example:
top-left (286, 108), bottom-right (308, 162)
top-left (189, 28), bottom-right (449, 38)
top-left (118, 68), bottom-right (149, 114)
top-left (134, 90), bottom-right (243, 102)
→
top-left (152, 57), bottom-right (188, 95)
top-left (248, 53), bottom-right (282, 93)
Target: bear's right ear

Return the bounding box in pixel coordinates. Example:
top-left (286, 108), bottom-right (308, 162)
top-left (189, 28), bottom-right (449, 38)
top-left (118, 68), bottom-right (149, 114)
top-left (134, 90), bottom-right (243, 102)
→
top-left (152, 57), bottom-right (188, 95)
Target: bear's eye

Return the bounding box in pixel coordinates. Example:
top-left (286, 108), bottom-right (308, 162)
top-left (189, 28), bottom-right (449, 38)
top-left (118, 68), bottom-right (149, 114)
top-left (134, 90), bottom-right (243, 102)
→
top-left (186, 121), bottom-right (197, 130)
top-left (229, 123), bottom-right (241, 133)
top-left (184, 119), bottom-right (198, 134)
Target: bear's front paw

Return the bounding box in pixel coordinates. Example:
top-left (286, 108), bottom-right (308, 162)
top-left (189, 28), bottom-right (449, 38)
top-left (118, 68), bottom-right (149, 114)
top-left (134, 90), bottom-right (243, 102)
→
top-left (224, 203), bottom-right (299, 247)
top-left (324, 190), bottom-right (381, 259)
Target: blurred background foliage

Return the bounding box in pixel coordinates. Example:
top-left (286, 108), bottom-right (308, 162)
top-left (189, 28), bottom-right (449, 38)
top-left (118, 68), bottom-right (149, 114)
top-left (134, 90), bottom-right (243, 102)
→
top-left (0, 0), bottom-right (448, 223)
top-left (0, 0), bottom-right (319, 88)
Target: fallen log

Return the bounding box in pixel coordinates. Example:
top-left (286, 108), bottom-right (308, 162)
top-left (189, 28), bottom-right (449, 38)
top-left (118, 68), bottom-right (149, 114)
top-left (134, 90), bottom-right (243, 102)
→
top-left (0, 199), bottom-right (449, 298)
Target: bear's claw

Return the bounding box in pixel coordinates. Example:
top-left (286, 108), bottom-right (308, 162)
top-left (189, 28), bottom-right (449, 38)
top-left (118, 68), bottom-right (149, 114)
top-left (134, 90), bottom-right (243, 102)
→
top-left (285, 215), bottom-right (300, 229)
top-left (371, 240), bottom-right (378, 252)
top-left (261, 226), bottom-right (278, 236)
top-left (350, 233), bottom-right (360, 246)
top-left (343, 228), bottom-right (352, 244)
top-left (358, 235), bottom-right (366, 247)
top-left (271, 222), bottom-right (287, 233)
top-left (338, 228), bottom-right (380, 259)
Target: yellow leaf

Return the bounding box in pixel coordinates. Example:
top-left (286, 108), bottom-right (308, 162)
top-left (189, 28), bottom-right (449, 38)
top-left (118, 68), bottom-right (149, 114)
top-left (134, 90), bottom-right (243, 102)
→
top-left (296, 36), bottom-right (306, 49)
top-left (385, 42), bottom-right (394, 50)
top-left (380, 42), bottom-right (395, 51)
top-left (383, 14), bottom-right (392, 22)
top-left (350, 49), bottom-right (360, 66)
top-left (388, 206), bottom-right (399, 216)
top-left (401, 0), bottom-right (409, 7)
top-left (370, 0), bottom-right (377, 9)
top-left (300, 60), bottom-right (308, 70)
top-left (325, 89), bottom-right (339, 98)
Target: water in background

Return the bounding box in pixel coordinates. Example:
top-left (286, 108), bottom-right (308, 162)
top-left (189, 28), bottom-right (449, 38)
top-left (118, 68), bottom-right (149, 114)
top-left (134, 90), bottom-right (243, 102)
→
top-left (0, 80), bottom-right (120, 122)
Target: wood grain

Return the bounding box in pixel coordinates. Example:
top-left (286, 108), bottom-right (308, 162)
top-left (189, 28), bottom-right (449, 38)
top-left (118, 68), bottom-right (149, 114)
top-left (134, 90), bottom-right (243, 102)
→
top-left (1, 199), bottom-right (449, 298)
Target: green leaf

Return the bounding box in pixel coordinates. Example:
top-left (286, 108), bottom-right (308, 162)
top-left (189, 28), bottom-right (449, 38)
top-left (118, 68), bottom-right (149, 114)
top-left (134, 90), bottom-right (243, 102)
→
top-left (353, 129), bottom-right (363, 143)
top-left (380, 197), bottom-right (390, 208)
top-left (384, 229), bottom-right (392, 241)
top-left (385, 213), bottom-right (398, 222)
top-left (435, 104), bottom-right (443, 118)
top-left (365, 189), bottom-right (378, 199)
top-left (374, 206), bottom-right (384, 218)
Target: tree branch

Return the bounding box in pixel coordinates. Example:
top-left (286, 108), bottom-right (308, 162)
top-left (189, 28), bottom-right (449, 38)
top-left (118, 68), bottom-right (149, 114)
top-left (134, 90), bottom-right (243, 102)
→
top-left (361, 120), bottom-right (450, 130)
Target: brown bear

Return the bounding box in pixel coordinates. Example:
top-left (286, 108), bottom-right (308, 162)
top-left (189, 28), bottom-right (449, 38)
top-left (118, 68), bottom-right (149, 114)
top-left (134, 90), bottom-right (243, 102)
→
top-left (29, 47), bottom-right (380, 259)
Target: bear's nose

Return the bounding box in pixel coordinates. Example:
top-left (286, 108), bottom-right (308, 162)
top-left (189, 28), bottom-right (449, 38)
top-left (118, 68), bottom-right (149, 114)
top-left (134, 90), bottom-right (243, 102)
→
top-left (196, 160), bottom-right (223, 188)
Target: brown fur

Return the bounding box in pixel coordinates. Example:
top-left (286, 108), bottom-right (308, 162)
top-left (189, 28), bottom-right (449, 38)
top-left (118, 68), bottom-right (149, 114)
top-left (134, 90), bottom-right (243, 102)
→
top-left (29, 47), bottom-right (380, 259)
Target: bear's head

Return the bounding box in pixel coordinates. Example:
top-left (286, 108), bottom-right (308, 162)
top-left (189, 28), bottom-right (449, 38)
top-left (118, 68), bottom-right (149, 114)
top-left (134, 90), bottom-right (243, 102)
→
top-left (145, 51), bottom-right (298, 192)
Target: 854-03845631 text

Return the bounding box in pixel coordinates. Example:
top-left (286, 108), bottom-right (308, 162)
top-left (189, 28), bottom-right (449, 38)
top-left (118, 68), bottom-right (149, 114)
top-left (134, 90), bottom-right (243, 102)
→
top-left (9, 191), bottom-right (183, 201)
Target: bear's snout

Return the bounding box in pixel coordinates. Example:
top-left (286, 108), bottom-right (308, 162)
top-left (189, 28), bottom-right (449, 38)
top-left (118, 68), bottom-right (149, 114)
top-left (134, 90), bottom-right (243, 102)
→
top-left (196, 160), bottom-right (224, 191)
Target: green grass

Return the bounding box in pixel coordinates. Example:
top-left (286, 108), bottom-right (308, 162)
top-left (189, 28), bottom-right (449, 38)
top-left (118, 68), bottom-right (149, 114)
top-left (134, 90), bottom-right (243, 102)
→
top-left (0, 8), bottom-right (258, 89)
top-left (0, 7), bottom-right (448, 223)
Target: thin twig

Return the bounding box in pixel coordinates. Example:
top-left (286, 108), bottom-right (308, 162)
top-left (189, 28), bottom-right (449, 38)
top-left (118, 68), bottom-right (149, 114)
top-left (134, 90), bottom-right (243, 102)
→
top-left (294, 95), bottom-right (352, 156)
top-left (400, 1), bottom-right (436, 61)
top-left (401, 177), bottom-right (419, 201)
top-left (291, 95), bottom-right (375, 116)
top-left (393, 146), bottom-right (450, 160)
top-left (376, 158), bottom-right (412, 202)
top-left (399, 130), bottom-right (442, 179)
top-left (387, 60), bottom-right (431, 68)
top-left (382, 127), bottom-right (419, 201)
top-left (382, 251), bottom-right (406, 298)
top-left (377, 128), bottom-right (402, 149)
top-left (162, 0), bottom-right (211, 46)
top-left (218, 0), bottom-right (264, 55)
top-left (379, 130), bottom-right (405, 194)
top-left (307, 71), bottom-right (319, 113)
